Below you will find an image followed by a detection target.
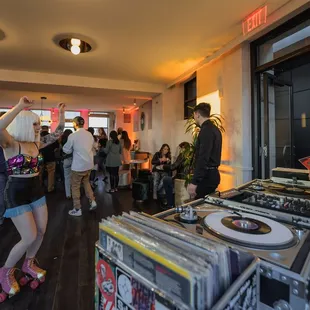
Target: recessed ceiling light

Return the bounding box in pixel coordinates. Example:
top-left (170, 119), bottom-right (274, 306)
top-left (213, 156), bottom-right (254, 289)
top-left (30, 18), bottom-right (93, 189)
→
top-left (58, 37), bottom-right (92, 55)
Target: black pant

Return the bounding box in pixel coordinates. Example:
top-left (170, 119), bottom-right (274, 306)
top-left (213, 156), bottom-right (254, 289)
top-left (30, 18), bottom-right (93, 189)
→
top-left (196, 169), bottom-right (220, 198)
top-left (0, 173), bottom-right (7, 218)
top-left (107, 166), bottom-right (119, 189)
top-left (163, 176), bottom-right (174, 206)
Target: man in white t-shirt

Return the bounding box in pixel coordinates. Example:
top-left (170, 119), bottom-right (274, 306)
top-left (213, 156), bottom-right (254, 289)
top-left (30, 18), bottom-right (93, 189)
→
top-left (63, 116), bottom-right (97, 216)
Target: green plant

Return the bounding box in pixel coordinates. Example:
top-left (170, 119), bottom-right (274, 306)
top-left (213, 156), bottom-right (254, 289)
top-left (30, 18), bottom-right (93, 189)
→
top-left (182, 112), bottom-right (225, 186)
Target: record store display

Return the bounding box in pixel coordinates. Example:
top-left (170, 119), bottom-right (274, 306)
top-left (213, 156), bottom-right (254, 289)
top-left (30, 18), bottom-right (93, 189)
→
top-left (98, 212), bottom-right (258, 309)
top-left (95, 167), bottom-right (310, 310)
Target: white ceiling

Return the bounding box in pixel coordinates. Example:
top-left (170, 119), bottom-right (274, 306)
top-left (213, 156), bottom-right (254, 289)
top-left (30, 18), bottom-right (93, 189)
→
top-left (0, 0), bottom-right (292, 109)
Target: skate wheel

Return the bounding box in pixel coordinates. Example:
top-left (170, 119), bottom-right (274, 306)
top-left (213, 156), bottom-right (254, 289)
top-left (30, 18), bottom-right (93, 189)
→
top-left (30, 280), bottom-right (39, 290)
top-left (39, 276), bottom-right (45, 283)
top-left (19, 276), bottom-right (29, 286)
top-left (0, 292), bottom-right (7, 303)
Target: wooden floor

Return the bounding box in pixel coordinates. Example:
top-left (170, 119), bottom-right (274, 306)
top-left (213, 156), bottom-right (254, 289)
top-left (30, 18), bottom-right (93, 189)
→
top-left (0, 180), bottom-right (161, 310)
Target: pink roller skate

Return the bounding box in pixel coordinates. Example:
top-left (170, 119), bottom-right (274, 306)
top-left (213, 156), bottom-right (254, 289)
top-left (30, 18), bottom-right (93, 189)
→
top-left (0, 267), bottom-right (20, 303)
top-left (20, 258), bottom-right (46, 290)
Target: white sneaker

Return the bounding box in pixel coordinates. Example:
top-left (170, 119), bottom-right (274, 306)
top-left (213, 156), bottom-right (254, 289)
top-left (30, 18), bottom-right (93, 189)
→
top-left (68, 209), bottom-right (82, 217)
top-left (89, 200), bottom-right (97, 211)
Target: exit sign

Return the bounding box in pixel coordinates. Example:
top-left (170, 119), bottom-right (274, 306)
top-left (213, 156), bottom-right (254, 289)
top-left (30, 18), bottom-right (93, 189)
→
top-left (243, 6), bottom-right (267, 35)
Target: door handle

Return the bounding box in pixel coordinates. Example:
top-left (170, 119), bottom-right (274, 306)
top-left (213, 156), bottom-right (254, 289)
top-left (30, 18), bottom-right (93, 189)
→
top-left (263, 145), bottom-right (268, 158)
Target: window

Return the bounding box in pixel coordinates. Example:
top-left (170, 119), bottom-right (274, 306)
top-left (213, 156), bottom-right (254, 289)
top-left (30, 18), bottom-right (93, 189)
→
top-left (31, 110), bottom-right (52, 127)
top-left (89, 116), bottom-right (108, 136)
top-left (184, 77), bottom-right (197, 119)
top-left (65, 111), bottom-right (81, 131)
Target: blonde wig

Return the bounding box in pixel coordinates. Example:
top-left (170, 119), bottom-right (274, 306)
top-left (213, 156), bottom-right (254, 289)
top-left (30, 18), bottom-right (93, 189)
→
top-left (7, 110), bottom-right (41, 143)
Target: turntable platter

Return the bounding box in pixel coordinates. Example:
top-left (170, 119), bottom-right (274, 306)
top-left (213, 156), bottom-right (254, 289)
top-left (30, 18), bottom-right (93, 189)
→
top-left (203, 212), bottom-right (296, 250)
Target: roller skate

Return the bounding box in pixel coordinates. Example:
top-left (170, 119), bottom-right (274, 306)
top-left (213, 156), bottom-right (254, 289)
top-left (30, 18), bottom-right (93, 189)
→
top-left (20, 258), bottom-right (46, 290)
top-left (0, 267), bottom-right (20, 303)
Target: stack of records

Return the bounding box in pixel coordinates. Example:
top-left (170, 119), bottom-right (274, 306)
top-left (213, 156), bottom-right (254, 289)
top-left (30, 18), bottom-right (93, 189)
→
top-left (99, 212), bottom-right (236, 309)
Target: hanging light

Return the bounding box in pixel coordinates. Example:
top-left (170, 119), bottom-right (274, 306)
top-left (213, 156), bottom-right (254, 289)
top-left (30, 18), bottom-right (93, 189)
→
top-left (133, 99), bottom-right (136, 106)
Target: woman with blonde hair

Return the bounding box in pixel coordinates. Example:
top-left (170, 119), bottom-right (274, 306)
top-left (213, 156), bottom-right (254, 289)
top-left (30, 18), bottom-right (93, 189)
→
top-left (0, 97), bottom-right (65, 301)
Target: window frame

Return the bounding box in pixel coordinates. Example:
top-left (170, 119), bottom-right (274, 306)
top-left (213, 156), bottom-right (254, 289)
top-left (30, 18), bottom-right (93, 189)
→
top-left (183, 76), bottom-right (197, 119)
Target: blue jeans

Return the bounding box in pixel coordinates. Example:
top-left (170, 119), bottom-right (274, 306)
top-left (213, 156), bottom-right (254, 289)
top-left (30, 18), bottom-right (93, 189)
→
top-left (0, 173), bottom-right (8, 219)
top-left (163, 176), bottom-right (174, 207)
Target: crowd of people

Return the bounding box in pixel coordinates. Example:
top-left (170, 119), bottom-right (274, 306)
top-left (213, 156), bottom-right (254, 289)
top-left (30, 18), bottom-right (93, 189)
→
top-left (0, 98), bottom-right (222, 301)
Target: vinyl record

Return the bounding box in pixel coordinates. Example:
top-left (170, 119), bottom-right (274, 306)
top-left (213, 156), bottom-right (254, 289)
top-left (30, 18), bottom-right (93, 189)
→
top-left (221, 216), bottom-right (271, 234)
top-left (203, 212), bottom-right (296, 249)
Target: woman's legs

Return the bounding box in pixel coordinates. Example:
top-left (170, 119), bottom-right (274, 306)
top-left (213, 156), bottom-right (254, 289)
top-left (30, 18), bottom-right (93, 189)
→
top-left (153, 172), bottom-right (160, 200)
top-left (107, 167), bottom-right (115, 190)
top-left (63, 162), bottom-right (72, 198)
top-left (4, 212), bottom-right (37, 268)
top-left (26, 204), bottom-right (48, 259)
top-left (113, 167), bottom-right (120, 190)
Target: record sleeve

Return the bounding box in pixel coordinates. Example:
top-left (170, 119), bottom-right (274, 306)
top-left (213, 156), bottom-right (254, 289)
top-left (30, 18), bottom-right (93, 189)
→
top-left (99, 219), bottom-right (196, 307)
top-left (299, 156), bottom-right (310, 170)
top-left (95, 244), bottom-right (184, 310)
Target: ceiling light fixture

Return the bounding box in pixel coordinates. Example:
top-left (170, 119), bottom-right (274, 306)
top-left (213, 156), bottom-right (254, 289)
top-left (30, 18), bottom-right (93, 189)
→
top-left (58, 37), bottom-right (92, 55)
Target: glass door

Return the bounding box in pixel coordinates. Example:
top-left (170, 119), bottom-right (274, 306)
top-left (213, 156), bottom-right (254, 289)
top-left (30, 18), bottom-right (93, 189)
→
top-left (259, 72), bottom-right (294, 178)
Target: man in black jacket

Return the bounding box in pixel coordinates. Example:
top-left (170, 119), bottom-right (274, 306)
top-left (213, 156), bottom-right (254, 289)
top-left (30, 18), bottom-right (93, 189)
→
top-left (187, 103), bottom-right (222, 198)
top-left (161, 142), bottom-right (189, 208)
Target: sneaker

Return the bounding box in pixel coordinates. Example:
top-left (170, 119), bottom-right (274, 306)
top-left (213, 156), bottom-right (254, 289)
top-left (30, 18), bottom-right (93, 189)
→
top-left (68, 209), bottom-right (82, 217)
top-left (89, 200), bottom-right (97, 211)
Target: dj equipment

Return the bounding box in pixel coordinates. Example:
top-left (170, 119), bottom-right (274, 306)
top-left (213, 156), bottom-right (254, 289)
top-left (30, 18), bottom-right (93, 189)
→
top-left (207, 178), bottom-right (310, 230)
top-left (155, 194), bottom-right (310, 309)
top-left (271, 167), bottom-right (310, 186)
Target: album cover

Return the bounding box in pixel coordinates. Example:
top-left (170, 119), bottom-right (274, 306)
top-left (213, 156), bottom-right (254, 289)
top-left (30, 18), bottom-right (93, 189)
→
top-left (95, 244), bottom-right (182, 310)
top-left (299, 156), bottom-right (310, 170)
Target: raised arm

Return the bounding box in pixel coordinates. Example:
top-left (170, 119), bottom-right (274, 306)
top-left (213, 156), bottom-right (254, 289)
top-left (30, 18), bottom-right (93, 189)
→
top-left (39, 103), bottom-right (66, 149)
top-left (0, 96), bottom-right (34, 148)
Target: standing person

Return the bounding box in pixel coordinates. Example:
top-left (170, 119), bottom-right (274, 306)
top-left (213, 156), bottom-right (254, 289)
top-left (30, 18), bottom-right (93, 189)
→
top-left (102, 130), bottom-right (122, 193)
top-left (0, 97), bottom-right (65, 300)
top-left (98, 127), bottom-right (107, 140)
top-left (63, 117), bottom-right (97, 217)
top-left (40, 131), bottom-right (59, 193)
top-left (151, 144), bottom-right (171, 200)
top-left (0, 112), bottom-right (7, 226)
top-left (117, 127), bottom-right (123, 140)
top-left (60, 129), bottom-right (73, 199)
top-left (87, 127), bottom-right (99, 188)
top-left (120, 131), bottom-right (131, 165)
top-left (187, 102), bottom-right (222, 199)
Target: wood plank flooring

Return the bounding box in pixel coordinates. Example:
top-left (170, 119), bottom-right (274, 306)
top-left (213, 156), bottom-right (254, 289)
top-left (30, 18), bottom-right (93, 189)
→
top-left (0, 180), bottom-right (160, 310)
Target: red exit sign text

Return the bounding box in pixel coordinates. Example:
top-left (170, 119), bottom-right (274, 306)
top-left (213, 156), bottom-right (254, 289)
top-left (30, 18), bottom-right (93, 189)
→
top-left (243, 6), bottom-right (267, 35)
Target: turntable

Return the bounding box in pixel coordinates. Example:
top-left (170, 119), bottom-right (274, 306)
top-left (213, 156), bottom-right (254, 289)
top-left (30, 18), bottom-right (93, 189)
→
top-left (209, 179), bottom-right (310, 230)
top-left (155, 202), bottom-right (310, 310)
top-left (159, 203), bottom-right (309, 270)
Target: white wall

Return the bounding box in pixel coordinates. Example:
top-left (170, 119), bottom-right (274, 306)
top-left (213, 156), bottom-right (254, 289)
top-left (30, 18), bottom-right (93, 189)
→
top-left (133, 86), bottom-right (192, 156)
top-left (197, 43), bottom-right (252, 189)
top-left (134, 43), bottom-right (253, 190)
